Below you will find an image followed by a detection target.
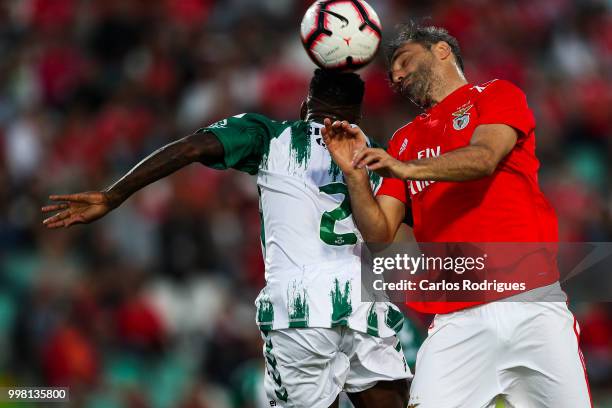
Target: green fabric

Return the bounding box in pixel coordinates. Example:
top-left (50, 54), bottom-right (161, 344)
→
top-left (230, 360), bottom-right (265, 408)
top-left (197, 113), bottom-right (283, 175)
top-left (0, 292), bottom-right (16, 336)
top-left (86, 393), bottom-right (122, 408)
top-left (398, 317), bottom-right (425, 370)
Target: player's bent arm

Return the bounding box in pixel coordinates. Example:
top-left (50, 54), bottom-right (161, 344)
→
top-left (344, 171), bottom-right (405, 243)
top-left (376, 195), bottom-right (407, 242)
top-left (104, 131), bottom-right (224, 208)
top-left (354, 124), bottom-right (518, 182)
top-left (401, 124), bottom-right (518, 181)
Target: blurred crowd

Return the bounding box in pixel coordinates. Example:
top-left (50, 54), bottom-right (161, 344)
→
top-left (0, 0), bottom-right (611, 407)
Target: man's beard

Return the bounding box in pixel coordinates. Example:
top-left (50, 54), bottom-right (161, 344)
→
top-left (397, 61), bottom-right (435, 109)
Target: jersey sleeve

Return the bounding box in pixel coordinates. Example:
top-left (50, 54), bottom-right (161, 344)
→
top-left (375, 134), bottom-right (409, 205)
top-left (475, 80), bottom-right (535, 138)
top-left (196, 113), bottom-right (277, 175)
top-left (377, 177), bottom-right (408, 204)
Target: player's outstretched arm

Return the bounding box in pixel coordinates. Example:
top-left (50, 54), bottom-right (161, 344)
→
top-left (322, 119), bottom-right (404, 243)
top-left (42, 131), bottom-right (224, 228)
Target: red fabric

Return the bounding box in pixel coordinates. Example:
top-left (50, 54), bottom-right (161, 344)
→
top-left (115, 297), bottom-right (165, 348)
top-left (377, 79), bottom-right (559, 314)
top-left (574, 317), bottom-right (594, 408)
top-left (376, 127), bottom-right (409, 204)
top-left (51, 105), bottom-right (153, 176)
top-left (42, 326), bottom-right (99, 386)
top-left (362, 67), bottom-right (396, 114)
top-left (30, 0), bottom-right (76, 31)
top-left (259, 65), bottom-right (309, 118)
top-left (37, 45), bottom-right (86, 104)
top-left (579, 306), bottom-right (612, 350)
top-left (166, 0), bottom-right (214, 27)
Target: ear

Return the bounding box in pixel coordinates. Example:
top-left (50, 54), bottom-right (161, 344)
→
top-left (300, 100), bottom-right (307, 120)
top-left (433, 41), bottom-right (452, 62)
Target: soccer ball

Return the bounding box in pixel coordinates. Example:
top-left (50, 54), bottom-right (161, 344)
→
top-left (300, 0), bottom-right (382, 71)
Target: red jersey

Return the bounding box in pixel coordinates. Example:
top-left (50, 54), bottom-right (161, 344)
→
top-left (377, 79), bottom-right (559, 314)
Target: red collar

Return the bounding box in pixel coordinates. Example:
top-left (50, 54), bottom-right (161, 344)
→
top-left (426, 83), bottom-right (472, 115)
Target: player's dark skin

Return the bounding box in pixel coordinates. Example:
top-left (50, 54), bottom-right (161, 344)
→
top-left (42, 95), bottom-right (410, 408)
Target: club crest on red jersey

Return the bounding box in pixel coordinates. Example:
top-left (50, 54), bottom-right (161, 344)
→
top-left (452, 103), bottom-right (473, 131)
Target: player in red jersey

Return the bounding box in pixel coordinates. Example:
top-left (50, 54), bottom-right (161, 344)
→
top-left (322, 23), bottom-right (591, 407)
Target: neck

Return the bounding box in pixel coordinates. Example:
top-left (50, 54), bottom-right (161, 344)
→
top-left (431, 67), bottom-right (468, 106)
top-left (306, 109), bottom-right (360, 125)
top-left (305, 96), bottom-right (361, 124)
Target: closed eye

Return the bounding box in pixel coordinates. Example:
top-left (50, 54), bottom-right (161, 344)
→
top-left (392, 53), bottom-right (412, 76)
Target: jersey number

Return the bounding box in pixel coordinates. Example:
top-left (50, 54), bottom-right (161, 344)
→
top-left (319, 183), bottom-right (357, 246)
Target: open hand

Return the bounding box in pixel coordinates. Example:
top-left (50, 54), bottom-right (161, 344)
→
top-left (321, 119), bottom-right (367, 174)
top-left (42, 191), bottom-right (115, 228)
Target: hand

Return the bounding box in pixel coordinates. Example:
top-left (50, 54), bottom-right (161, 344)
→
top-left (41, 191), bottom-right (115, 228)
top-left (321, 119), bottom-right (367, 175)
top-left (352, 147), bottom-right (411, 179)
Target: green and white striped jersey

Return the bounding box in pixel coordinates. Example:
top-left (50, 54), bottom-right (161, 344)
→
top-left (200, 113), bottom-right (404, 337)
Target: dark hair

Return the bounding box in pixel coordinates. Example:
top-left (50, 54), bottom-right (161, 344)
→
top-left (386, 22), bottom-right (464, 72)
top-left (308, 69), bottom-right (365, 106)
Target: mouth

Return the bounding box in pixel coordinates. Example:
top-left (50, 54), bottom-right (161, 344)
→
top-left (400, 75), bottom-right (414, 94)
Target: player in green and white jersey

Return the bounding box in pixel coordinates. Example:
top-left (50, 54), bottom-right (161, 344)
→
top-left (42, 69), bottom-right (411, 408)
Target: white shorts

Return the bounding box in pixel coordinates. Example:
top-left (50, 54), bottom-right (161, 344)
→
top-left (261, 327), bottom-right (412, 408)
top-left (409, 301), bottom-right (592, 408)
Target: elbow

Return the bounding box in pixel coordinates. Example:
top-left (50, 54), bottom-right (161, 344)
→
top-left (476, 153), bottom-right (498, 177)
top-left (180, 135), bottom-right (207, 163)
top-left (184, 144), bottom-right (203, 163)
top-left (366, 227), bottom-right (396, 244)
top-left (381, 230), bottom-right (396, 244)
top-left (361, 230), bottom-right (393, 244)
top-left (363, 230), bottom-right (395, 252)
top-left (481, 163), bottom-right (496, 177)
top-left (379, 214), bottom-right (399, 244)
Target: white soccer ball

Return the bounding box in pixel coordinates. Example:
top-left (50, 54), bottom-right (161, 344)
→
top-left (300, 0), bottom-right (382, 71)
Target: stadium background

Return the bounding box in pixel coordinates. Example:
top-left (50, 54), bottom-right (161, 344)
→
top-left (0, 0), bottom-right (611, 406)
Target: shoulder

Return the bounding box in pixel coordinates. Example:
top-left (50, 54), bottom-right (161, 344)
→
top-left (391, 121), bottom-right (414, 142)
top-left (387, 121), bottom-right (413, 155)
top-left (471, 79), bottom-right (526, 99)
top-left (228, 113), bottom-right (291, 138)
top-left (231, 112), bottom-right (279, 127)
top-left (211, 112), bottom-right (280, 126)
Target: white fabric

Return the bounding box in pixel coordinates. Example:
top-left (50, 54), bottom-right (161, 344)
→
top-left (409, 299), bottom-right (591, 408)
top-left (255, 122), bottom-right (402, 337)
top-left (262, 327), bottom-right (412, 408)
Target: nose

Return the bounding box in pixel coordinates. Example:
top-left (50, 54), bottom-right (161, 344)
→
top-left (391, 71), bottom-right (403, 84)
